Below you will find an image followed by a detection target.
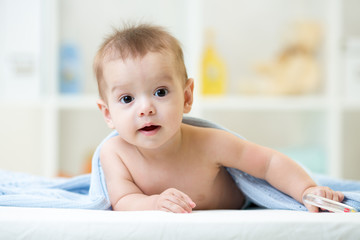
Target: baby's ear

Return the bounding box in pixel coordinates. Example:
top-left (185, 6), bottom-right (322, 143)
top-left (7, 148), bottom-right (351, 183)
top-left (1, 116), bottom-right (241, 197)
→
top-left (183, 78), bottom-right (194, 113)
top-left (97, 99), bottom-right (115, 129)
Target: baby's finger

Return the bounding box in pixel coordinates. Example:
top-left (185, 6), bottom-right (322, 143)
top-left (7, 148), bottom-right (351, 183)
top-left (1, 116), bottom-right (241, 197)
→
top-left (163, 204), bottom-right (186, 213)
top-left (325, 190), bottom-right (333, 201)
top-left (162, 198), bottom-right (189, 213)
top-left (331, 191), bottom-right (344, 203)
top-left (167, 188), bottom-right (196, 209)
top-left (336, 191), bottom-right (344, 202)
top-left (170, 192), bottom-right (195, 212)
top-left (175, 190), bottom-right (196, 209)
top-left (172, 196), bottom-right (193, 213)
top-left (160, 190), bottom-right (192, 213)
top-left (304, 202), bottom-right (319, 213)
top-left (332, 192), bottom-right (340, 202)
top-left (318, 188), bottom-right (327, 198)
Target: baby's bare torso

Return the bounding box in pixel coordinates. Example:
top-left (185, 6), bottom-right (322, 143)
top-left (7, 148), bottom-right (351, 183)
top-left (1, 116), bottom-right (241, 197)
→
top-left (117, 125), bottom-right (245, 210)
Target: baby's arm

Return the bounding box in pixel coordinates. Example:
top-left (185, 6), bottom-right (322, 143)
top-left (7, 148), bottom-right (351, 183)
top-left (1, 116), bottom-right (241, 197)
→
top-left (259, 149), bottom-right (344, 212)
top-left (214, 130), bottom-right (344, 212)
top-left (100, 139), bottom-right (195, 213)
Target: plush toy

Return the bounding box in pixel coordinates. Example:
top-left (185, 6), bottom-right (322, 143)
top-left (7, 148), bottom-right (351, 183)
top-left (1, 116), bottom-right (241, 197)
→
top-left (240, 21), bottom-right (322, 95)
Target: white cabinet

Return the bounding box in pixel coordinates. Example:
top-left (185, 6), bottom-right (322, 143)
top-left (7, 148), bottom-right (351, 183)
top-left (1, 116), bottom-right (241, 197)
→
top-left (0, 0), bottom-right (359, 180)
top-left (188, 0), bottom-right (360, 179)
top-left (0, 0), bottom-right (59, 176)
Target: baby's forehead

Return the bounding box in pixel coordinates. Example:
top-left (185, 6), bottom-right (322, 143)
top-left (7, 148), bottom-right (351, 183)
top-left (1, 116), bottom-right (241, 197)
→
top-left (105, 51), bottom-right (177, 71)
top-left (104, 51), bottom-right (177, 77)
top-left (103, 45), bottom-right (173, 61)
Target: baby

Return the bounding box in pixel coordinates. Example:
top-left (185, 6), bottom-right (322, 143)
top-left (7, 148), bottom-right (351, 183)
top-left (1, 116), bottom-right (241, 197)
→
top-left (94, 23), bottom-right (343, 213)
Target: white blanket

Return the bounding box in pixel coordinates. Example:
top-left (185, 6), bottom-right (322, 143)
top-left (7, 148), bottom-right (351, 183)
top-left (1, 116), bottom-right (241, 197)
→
top-left (0, 207), bottom-right (359, 239)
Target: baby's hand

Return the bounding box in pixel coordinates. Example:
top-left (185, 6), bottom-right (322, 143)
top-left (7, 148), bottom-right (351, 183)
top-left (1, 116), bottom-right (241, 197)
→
top-left (155, 188), bottom-right (196, 213)
top-left (302, 186), bottom-right (344, 212)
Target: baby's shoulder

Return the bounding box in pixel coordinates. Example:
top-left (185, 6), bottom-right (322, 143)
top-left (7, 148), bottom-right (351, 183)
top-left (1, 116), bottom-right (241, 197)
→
top-left (186, 123), bottom-right (233, 137)
top-left (100, 135), bottom-right (129, 158)
top-left (184, 124), bottom-right (240, 147)
top-left (101, 134), bottom-right (122, 148)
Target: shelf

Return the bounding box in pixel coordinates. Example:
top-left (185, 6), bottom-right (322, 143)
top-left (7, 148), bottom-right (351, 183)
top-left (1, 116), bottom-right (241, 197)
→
top-left (57, 94), bottom-right (99, 110)
top-left (0, 97), bottom-right (46, 108)
top-left (197, 95), bottom-right (328, 111)
top-left (343, 98), bottom-right (360, 111)
top-left (0, 95), bottom-right (100, 110)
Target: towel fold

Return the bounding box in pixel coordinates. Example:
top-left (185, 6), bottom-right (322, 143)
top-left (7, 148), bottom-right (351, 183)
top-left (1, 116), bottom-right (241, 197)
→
top-left (0, 116), bottom-right (359, 211)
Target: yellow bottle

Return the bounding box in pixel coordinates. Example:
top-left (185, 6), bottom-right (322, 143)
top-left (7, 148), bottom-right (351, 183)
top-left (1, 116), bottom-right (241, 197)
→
top-left (201, 30), bottom-right (227, 95)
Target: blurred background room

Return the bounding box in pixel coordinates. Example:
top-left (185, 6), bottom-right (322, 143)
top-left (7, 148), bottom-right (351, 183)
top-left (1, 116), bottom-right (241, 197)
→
top-left (0, 0), bottom-right (359, 180)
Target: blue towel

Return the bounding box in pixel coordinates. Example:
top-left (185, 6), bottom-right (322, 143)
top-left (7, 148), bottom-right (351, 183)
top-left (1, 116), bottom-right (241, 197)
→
top-left (183, 117), bottom-right (360, 211)
top-left (0, 116), bottom-right (359, 211)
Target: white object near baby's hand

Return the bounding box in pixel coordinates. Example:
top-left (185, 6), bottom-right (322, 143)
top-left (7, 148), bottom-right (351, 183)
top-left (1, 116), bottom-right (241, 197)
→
top-left (303, 193), bottom-right (357, 213)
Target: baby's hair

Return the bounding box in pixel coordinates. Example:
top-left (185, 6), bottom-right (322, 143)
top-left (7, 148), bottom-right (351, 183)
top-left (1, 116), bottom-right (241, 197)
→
top-left (93, 23), bottom-right (188, 100)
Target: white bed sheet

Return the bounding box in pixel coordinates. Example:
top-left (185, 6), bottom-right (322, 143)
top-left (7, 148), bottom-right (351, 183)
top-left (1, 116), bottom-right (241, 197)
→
top-left (1, 206), bottom-right (359, 239)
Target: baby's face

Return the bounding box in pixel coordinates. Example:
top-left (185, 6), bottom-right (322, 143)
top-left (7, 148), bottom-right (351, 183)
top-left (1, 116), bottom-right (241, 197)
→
top-left (100, 52), bottom-right (192, 149)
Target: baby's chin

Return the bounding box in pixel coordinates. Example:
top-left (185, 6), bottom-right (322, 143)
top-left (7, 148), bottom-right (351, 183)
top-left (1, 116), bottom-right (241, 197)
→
top-left (136, 129), bottom-right (182, 150)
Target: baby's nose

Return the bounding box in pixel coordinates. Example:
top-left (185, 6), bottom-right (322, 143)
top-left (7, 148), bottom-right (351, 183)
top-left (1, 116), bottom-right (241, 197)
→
top-left (138, 102), bottom-right (156, 117)
top-left (139, 109), bottom-right (155, 116)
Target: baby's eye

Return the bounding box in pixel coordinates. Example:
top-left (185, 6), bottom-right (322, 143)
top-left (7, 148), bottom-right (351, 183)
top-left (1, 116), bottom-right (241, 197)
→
top-left (154, 88), bottom-right (168, 97)
top-left (120, 95), bottom-right (134, 104)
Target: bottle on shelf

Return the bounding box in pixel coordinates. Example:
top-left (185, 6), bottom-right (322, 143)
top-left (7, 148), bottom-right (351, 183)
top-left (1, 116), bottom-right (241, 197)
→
top-left (201, 29), bottom-right (227, 95)
top-left (59, 43), bottom-right (83, 94)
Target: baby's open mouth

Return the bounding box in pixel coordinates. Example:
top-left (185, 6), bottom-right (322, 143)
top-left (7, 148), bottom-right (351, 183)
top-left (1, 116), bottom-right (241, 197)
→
top-left (140, 125), bottom-right (160, 132)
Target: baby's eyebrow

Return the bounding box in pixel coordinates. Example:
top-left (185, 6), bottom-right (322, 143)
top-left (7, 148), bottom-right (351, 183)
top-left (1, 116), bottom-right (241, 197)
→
top-left (154, 74), bottom-right (173, 83)
top-left (111, 84), bottom-right (128, 94)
